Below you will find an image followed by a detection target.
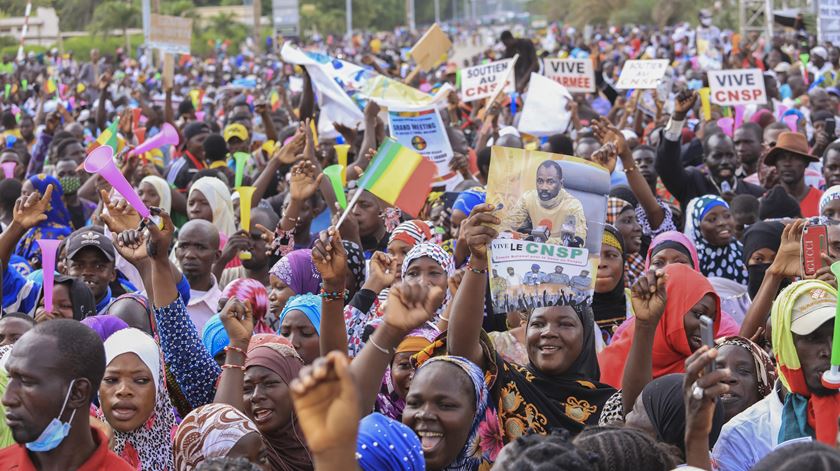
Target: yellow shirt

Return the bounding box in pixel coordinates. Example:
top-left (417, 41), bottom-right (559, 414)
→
top-left (500, 188), bottom-right (587, 242)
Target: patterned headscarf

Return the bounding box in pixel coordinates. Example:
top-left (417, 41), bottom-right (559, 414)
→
top-left (605, 197), bottom-right (632, 226)
top-left (605, 197), bottom-right (645, 286)
top-left (269, 249), bottom-right (322, 295)
top-left (189, 176), bottom-right (236, 236)
top-left (684, 195), bottom-right (748, 285)
top-left (402, 243), bottom-right (454, 318)
top-left (98, 328), bottom-right (177, 470)
top-left (356, 413), bottom-right (424, 471)
top-left (771, 280), bottom-right (840, 445)
top-left (279, 293), bottom-right (322, 335)
top-left (715, 336), bottom-right (776, 397)
top-left (388, 220), bottom-right (433, 247)
top-left (819, 184), bottom-right (840, 217)
top-left (344, 240), bottom-right (366, 295)
top-left (173, 403), bottom-right (261, 471)
top-left (14, 174), bottom-right (72, 268)
top-left (222, 278), bottom-right (271, 333)
top-left (414, 356), bottom-right (497, 470)
top-left (376, 322), bottom-right (440, 421)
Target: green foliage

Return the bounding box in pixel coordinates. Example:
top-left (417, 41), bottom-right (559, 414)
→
top-left (88, 0), bottom-right (141, 35)
top-left (57, 33), bottom-right (144, 58)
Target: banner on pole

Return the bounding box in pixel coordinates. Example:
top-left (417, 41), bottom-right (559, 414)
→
top-left (542, 58), bottom-right (595, 93)
top-left (708, 68), bottom-right (768, 106)
top-left (149, 14), bottom-right (192, 54)
top-left (615, 59), bottom-right (669, 90)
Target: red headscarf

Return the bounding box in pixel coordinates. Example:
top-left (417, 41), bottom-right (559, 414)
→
top-left (597, 263), bottom-right (721, 388)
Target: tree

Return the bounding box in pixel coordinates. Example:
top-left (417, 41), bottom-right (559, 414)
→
top-left (89, 0), bottom-right (141, 55)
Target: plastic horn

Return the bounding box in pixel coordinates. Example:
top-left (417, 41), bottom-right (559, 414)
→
top-left (823, 261), bottom-right (840, 389)
top-left (323, 165), bottom-right (347, 209)
top-left (237, 186), bottom-right (256, 261)
top-left (127, 122), bottom-right (180, 157)
top-left (84, 145), bottom-right (151, 218)
top-left (334, 144), bottom-right (350, 184)
top-left (734, 105), bottom-right (745, 130)
top-left (716, 117), bottom-right (734, 138)
top-left (37, 239), bottom-right (61, 314)
top-left (1, 161), bottom-right (15, 178)
top-left (233, 152), bottom-right (250, 188)
top-left (699, 88), bottom-right (712, 121)
top-left (783, 115), bottom-right (799, 133)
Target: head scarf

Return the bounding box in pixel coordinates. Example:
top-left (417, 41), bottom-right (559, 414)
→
top-left (98, 328), bottom-right (176, 470)
top-left (222, 278), bottom-right (271, 333)
top-left (376, 322), bottom-right (440, 420)
top-left (598, 263), bottom-right (721, 388)
top-left (819, 185), bottom-right (840, 217)
top-left (13, 174), bottom-right (72, 268)
top-left (592, 225), bottom-right (627, 334)
top-left (645, 231), bottom-right (700, 270)
top-left (743, 221), bottom-right (785, 300)
top-left (388, 220), bottom-right (433, 247)
top-left (356, 413), bottom-right (424, 471)
top-left (343, 240), bottom-right (366, 295)
top-left (605, 197), bottom-right (645, 285)
top-left (684, 195), bottom-right (748, 285)
top-left (715, 336), bottom-right (776, 398)
top-left (606, 197), bottom-right (632, 226)
top-left (81, 315), bottom-right (129, 341)
top-left (640, 373), bottom-right (724, 455)
top-left (139, 175), bottom-right (172, 214)
top-left (771, 280), bottom-right (840, 445)
top-left (279, 293), bottom-right (322, 336)
top-left (402, 243), bottom-right (454, 318)
top-left (415, 356), bottom-right (494, 471)
top-left (189, 176), bottom-right (236, 236)
top-left (452, 188), bottom-right (486, 216)
top-left (173, 403), bottom-right (261, 471)
top-left (244, 337), bottom-right (312, 471)
top-left (53, 275), bottom-right (96, 320)
top-left (269, 249), bottom-right (322, 295)
top-left (201, 314), bottom-right (229, 358)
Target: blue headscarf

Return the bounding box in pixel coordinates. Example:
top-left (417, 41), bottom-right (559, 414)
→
top-left (278, 293), bottom-right (322, 335)
top-left (356, 413), bottom-right (424, 471)
top-left (201, 314), bottom-right (229, 358)
top-left (452, 188), bottom-right (486, 216)
top-left (13, 175), bottom-right (72, 269)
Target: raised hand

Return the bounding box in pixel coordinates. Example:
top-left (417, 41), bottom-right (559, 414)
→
top-left (13, 184), bottom-right (53, 230)
top-left (589, 142), bottom-right (619, 174)
top-left (630, 269), bottom-right (668, 327)
top-left (289, 160), bottom-right (323, 201)
top-left (384, 282), bottom-right (444, 333)
top-left (290, 351), bottom-right (359, 454)
top-left (145, 209), bottom-right (175, 260)
top-left (683, 346), bottom-right (732, 444)
top-left (219, 297), bottom-right (254, 349)
top-left (769, 219), bottom-right (805, 278)
top-left (673, 89), bottom-right (698, 120)
top-left (311, 227), bottom-right (348, 287)
top-left (303, 118), bottom-right (317, 162)
top-left (591, 117), bottom-right (630, 158)
top-left (114, 229), bottom-right (149, 265)
top-left (460, 203), bottom-right (500, 262)
top-left (255, 223), bottom-right (275, 257)
top-left (273, 129), bottom-right (305, 164)
top-left (100, 189), bottom-right (142, 234)
top-left (365, 251), bottom-right (397, 293)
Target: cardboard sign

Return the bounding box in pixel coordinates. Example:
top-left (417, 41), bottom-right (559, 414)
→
top-left (388, 107), bottom-right (459, 189)
top-left (409, 23), bottom-right (452, 72)
top-left (459, 59), bottom-right (515, 102)
top-left (819, 0), bottom-right (840, 44)
top-left (162, 54), bottom-right (174, 90)
top-left (708, 68), bottom-right (768, 106)
top-left (149, 14), bottom-right (192, 54)
top-left (518, 73), bottom-right (572, 136)
top-left (615, 59), bottom-right (669, 90)
top-left (543, 58), bottom-right (595, 93)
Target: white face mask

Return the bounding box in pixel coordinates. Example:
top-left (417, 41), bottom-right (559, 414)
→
top-left (700, 17), bottom-right (713, 27)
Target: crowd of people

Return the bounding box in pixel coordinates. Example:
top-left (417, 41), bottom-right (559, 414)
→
top-left (2, 8), bottom-right (840, 471)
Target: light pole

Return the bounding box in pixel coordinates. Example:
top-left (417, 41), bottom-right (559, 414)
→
top-left (346, 0), bottom-right (352, 39)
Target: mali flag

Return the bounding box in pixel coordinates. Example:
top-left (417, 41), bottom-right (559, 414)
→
top-left (270, 90), bottom-right (281, 112)
top-left (89, 120), bottom-right (119, 153)
top-left (358, 138), bottom-right (436, 217)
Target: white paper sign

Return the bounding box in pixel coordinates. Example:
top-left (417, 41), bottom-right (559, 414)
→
top-left (388, 107), bottom-right (460, 189)
top-left (459, 59), bottom-right (515, 102)
top-left (615, 59), bottom-right (669, 90)
top-left (518, 73), bottom-right (572, 137)
top-left (708, 68), bottom-right (768, 106)
top-left (819, 0), bottom-right (840, 44)
top-left (543, 59), bottom-right (595, 93)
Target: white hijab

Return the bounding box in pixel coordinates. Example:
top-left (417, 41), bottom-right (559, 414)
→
top-left (140, 175), bottom-right (172, 214)
top-left (103, 327), bottom-right (161, 390)
top-left (189, 176), bottom-right (236, 237)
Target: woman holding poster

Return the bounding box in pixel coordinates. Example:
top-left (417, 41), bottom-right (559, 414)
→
top-left (437, 202), bottom-right (617, 442)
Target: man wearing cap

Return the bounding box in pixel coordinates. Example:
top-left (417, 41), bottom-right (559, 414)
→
top-left (166, 121), bottom-right (211, 192)
top-left (713, 280), bottom-right (840, 471)
top-left (765, 131), bottom-right (824, 217)
top-left (224, 123), bottom-right (251, 156)
top-left (64, 228), bottom-right (118, 314)
top-left (808, 46), bottom-right (835, 79)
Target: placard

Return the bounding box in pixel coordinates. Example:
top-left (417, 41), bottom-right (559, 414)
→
top-left (388, 107), bottom-right (458, 189)
top-left (162, 53), bottom-right (174, 90)
top-left (149, 14), bottom-right (192, 54)
top-left (543, 58), bottom-right (595, 93)
top-left (614, 59), bottom-right (669, 90)
top-left (486, 147), bottom-right (610, 312)
top-left (819, 0), bottom-right (840, 44)
top-left (409, 23), bottom-right (452, 72)
top-left (708, 68), bottom-right (767, 106)
top-left (459, 59), bottom-right (515, 102)
top-left (518, 73), bottom-right (571, 136)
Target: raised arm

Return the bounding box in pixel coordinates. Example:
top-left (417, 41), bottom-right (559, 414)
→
top-left (621, 269), bottom-right (667, 417)
top-left (311, 227), bottom-right (351, 357)
top-left (447, 203), bottom-right (499, 367)
top-left (0, 184), bottom-right (53, 269)
top-left (654, 90), bottom-right (697, 205)
top-left (683, 347), bottom-right (732, 471)
top-left (255, 99), bottom-right (278, 143)
top-left (346, 101), bottom-right (381, 181)
top-left (213, 297), bottom-right (254, 413)
top-left (253, 128), bottom-right (305, 206)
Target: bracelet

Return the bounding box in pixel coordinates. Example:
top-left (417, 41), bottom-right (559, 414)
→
top-left (623, 166), bottom-right (638, 174)
top-left (466, 262), bottom-right (489, 274)
top-left (368, 336), bottom-right (394, 356)
top-left (224, 345), bottom-right (245, 355)
top-left (439, 313), bottom-right (450, 322)
top-left (221, 363), bottom-right (246, 372)
top-left (320, 286), bottom-right (349, 301)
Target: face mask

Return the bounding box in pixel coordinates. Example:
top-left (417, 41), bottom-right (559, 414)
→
top-left (25, 379), bottom-right (77, 452)
top-left (700, 17), bottom-right (712, 27)
top-left (747, 263), bottom-right (791, 300)
top-left (58, 175), bottom-right (81, 195)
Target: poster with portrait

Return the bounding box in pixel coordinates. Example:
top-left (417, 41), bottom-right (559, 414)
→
top-left (486, 146), bottom-right (610, 313)
top-left (388, 107), bottom-right (460, 190)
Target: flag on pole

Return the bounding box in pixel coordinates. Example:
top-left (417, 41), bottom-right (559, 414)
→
top-left (358, 138), bottom-right (436, 216)
top-left (270, 90), bottom-right (281, 112)
top-left (91, 120), bottom-right (119, 152)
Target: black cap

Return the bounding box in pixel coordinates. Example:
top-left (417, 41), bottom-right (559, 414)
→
top-left (66, 229), bottom-right (115, 262)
